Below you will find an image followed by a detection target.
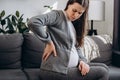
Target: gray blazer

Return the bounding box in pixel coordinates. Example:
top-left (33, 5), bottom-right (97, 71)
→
top-left (28, 10), bottom-right (87, 74)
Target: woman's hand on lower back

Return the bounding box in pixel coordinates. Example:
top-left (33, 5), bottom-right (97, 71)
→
top-left (42, 41), bottom-right (57, 61)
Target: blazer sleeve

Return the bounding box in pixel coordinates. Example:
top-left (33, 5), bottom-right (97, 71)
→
top-left (27, 10), bottom-right (58, 43)
top-left (76, 47), bottom-right (87, 63)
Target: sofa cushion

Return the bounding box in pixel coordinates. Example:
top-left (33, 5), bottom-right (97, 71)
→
top-left (0, 69), bottom-right (27, 80)
top-left (90, 35), bottom-right (112, 65)
top-left (0, 33), bottom-right (23, 68)
top-left (109, 66), bottom-right (120, 80)
top-left (40, 69), bottom-right (67, 80)
top-left (81, 34), bottom-right (112, 65)
top-left (24, 69), bottom-right (40, 80)
top-left (22, 32), bottom-right (45, 68)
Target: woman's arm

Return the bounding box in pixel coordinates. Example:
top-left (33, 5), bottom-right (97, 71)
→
top-left (76, 47), bottom-right (87, 63)
top-left (27, 10), bottom-right (58, 43)
top-left (76, 47), bottom-right (90, 76)
top-left (27, 10), bottom-right (59, 61)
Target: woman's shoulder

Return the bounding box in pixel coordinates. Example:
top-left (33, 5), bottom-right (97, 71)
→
top-left (51, 10), bottom-right (64, 17)
top-left (51, 10), bottom-right (63, 13)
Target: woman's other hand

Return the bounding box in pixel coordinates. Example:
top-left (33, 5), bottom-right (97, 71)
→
top-left (42, 41), bottom-right (57, 61)
top-left (78, 61), bottom-right (90, 76)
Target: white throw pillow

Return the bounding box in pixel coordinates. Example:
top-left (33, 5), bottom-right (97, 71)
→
top-left (81, 36), bottom-right (100, 62)
top-left (80, 34), bottom-right (112, 63)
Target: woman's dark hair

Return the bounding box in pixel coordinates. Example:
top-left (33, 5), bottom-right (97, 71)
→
top-left (65, 0), bottom-right (89, 47)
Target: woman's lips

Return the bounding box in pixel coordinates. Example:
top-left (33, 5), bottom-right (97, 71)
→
top-left (71, 17), bottom-right (76, 20)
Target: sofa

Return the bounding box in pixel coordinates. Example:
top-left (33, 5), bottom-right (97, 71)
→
top-left (0, 32), bottom-right (120, 80)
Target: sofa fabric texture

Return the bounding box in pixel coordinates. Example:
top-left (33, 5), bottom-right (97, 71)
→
top-left (81, 35), bottom-right (112, 65)
top-left (0, 33), bottom-right (23, 69)
top-left (91, 35), bottom-right (112, 65)
top-left (22, 33), bottom-right (45, 68)
top-left (0, 33), bottom-right (119, 80)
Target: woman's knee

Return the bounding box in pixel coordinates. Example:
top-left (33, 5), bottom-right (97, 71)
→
top-left (87, 65), bottom-right (109, 80)
top-left (89, 63), bottom-right (109, 71)
top-left (99, 63), bottom-right (109, 71)
top-left (97, 66), bottom-right (109, 80)
top-left (100, 66), bottom-right (108, 75)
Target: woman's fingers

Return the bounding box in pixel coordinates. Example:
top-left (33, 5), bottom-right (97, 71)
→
top-left (42, 41), bottom-right (57, 61)
top-left (43, 52), bottom-right (51, 61)
top-left (42, 52), bottom-right (47, 61)
top-left (43, 49), bottom-right (57, 61)
top-left (81, 64), bottom-right (90, 76)
top-left (53, 49), bottom-right (57, 57)
top-left (79, 61), bottom-right (90, 76)
top-left (81, 63), bottom-right (86, 75)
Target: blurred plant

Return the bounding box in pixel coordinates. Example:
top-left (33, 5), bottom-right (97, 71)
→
top-left (0, 10), bottom-right (11, 33)
top-left (44, 5), bottom-right (53, 10)
top-left (0, 10), bottom-right (29, 34)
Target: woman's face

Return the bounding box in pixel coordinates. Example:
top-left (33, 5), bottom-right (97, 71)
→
top-left (65, 2), bottom-right (85, 21)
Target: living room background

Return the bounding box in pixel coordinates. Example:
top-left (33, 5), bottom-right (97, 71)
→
top-left (0, 0), bottom-right (113, 37)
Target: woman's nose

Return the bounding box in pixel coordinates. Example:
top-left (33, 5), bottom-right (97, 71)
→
top-left (75, 12), bottom-right (80, 18)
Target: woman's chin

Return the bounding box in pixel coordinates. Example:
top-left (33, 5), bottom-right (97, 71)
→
top-left (71, 19), bottom-right (76, 21)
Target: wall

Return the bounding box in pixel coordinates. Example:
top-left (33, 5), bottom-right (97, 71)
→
top-left (0, 0), bottom-right (114, 37)
top-left (92, 0), bottom-right (114, 37)
top-left (0, 0), bottom-right (67, 20)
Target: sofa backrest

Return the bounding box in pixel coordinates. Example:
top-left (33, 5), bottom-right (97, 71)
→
top-left (91, 35), bottom-right (112, 65)
top-left (22, 33), bottom-right (45, 68)
top-left (81, 34), bottom-right (112, 65)
top-left (0, 33), bottom-right (23, 69)
top-left (92, 35), bottom-right (112, 63)
top-left (0, 33), bottom-right (112, 69)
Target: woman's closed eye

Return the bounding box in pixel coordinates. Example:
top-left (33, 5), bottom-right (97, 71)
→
top-left (72, 9), bottom-right (84, 15)
top-left (72, 9), bottom-right (77, 13)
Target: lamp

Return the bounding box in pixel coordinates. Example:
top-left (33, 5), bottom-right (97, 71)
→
top-left (88, 0), bottom-right (105, 36)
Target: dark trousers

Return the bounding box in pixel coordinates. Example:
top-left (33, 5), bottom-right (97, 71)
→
top-left (40, 63), bottom-right (109, 80)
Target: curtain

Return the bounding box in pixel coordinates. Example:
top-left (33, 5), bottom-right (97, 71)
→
top-left (112, 0), bottom-right (120, 67)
